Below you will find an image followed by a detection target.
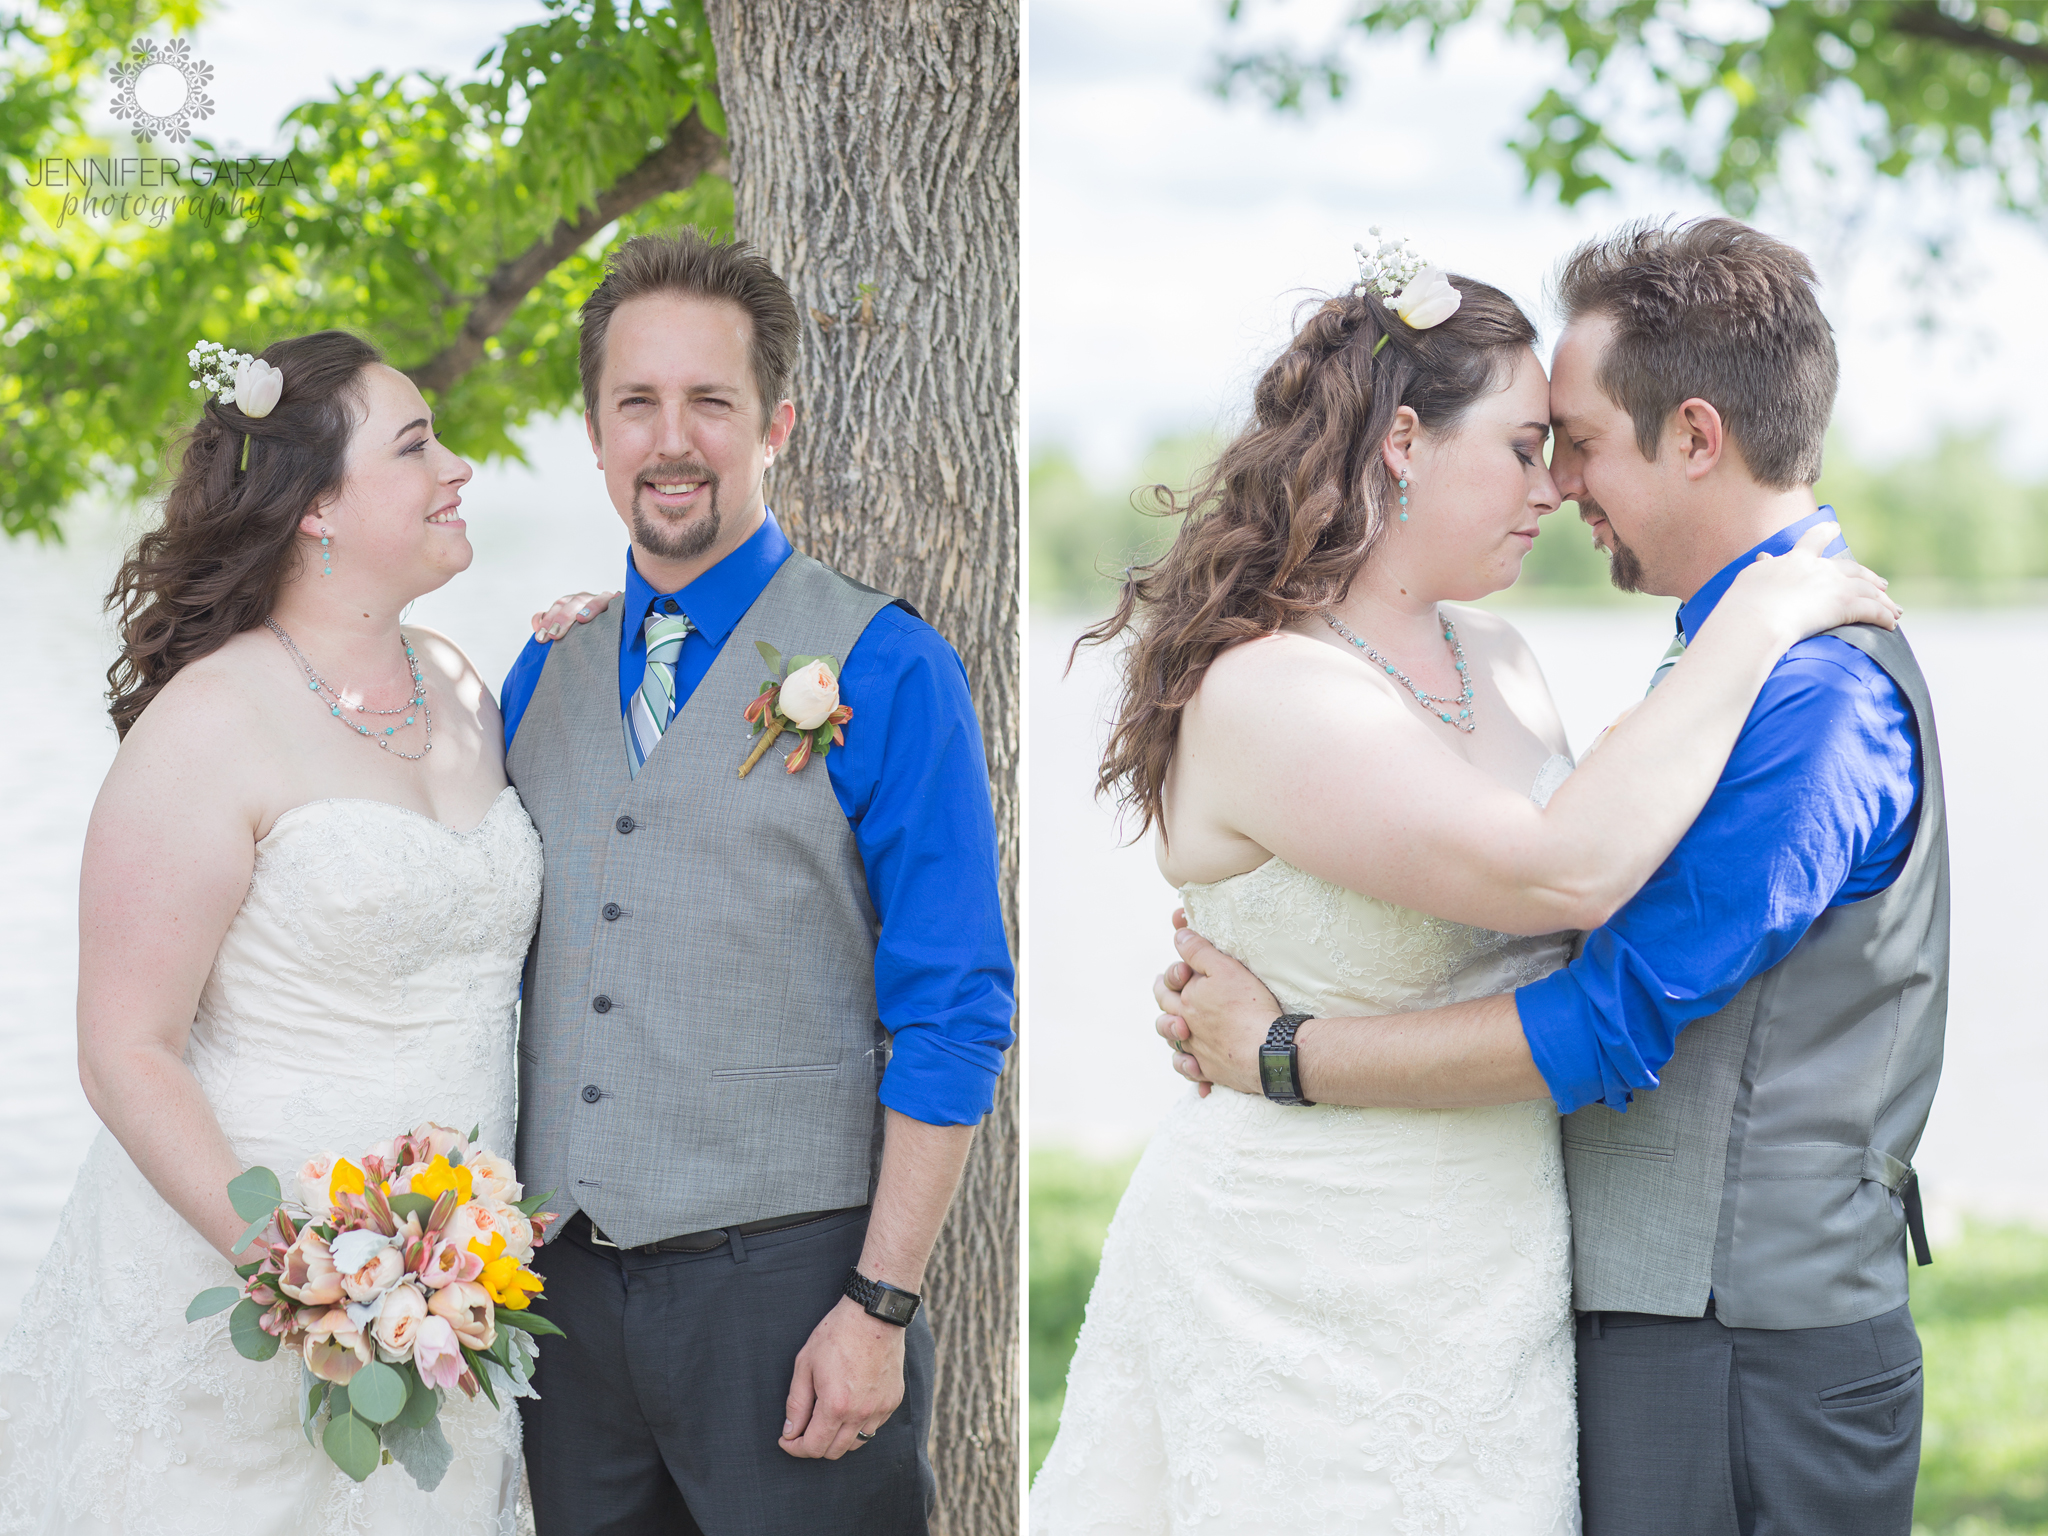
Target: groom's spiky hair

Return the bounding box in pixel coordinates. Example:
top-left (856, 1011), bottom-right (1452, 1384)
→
top-left (1555, 218), bottom-right (1837, 488)
top-left (578, 230), bottom-right (801, 437)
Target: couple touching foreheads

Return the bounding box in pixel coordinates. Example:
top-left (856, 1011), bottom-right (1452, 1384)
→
top-left (1032, 217), bottom-right (1943, 1536)
top-left (0, 231), bottom-right (1013, 1534)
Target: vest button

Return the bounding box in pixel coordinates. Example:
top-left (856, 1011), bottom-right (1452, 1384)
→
top-left (581, 1084), bottom-right (602, 1103)
top-left (592, 995), bottom-right (612, 1013)
top-left (602, 903), bottom-right (623, 921)
top-left (615, 815), bottom-right (636, 834)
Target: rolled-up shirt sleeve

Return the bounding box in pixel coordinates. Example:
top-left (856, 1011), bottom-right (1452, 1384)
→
top-left (829, 607), bottom-right (1015, 1126)
top-left (1517, 638), bottom-right (1920, 1114)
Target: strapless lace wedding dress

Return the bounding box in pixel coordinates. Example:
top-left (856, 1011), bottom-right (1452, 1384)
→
top-left (1032, 758), bottom-right (1582, 1536)
top-left (0, 789), bottom-right (541, 1536)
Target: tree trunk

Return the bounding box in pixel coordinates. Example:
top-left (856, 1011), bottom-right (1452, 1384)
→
top-left (702, 3), bottom-right (1019, 1532)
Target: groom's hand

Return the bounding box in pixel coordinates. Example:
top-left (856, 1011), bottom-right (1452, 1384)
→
top-left (1155, 912), bottom-right (1281, 1097)
top-left (779, 1296), bottom-right (906, 1460)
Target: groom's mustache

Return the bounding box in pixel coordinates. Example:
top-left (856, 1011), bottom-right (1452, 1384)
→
top-left (637, 459), bottom-right (720, 500)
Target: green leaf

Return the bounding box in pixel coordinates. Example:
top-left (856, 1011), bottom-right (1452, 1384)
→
top-left (185, 1286), bottom-right (242, 1323)
top-left (229, 1212), bottom-right (273, 1257)
top-left (391, 1366), bottom-right (442, 1430)
top-left (228, 1299), bottom-right (281, 1362)
top-left (226, 1166), bottom-right (283, 1223)
top-left (348, 1361), bottom-right (409, 1425)
top-left (754, 640), bottom-right (785, 677)
top-left (511, 1189), bottom-right (555, 1218)
top-left (461, 1345), bottom-right (501, 1409)
top-left (816, 654), bottom-right (841, 677)
top-left (322, 1410), bottom-right (383, 1483)
top-left (329, 1381), bottom-right (350, 1419)
top-left (467, 1123), bottom-right (481, 1143)
top-left (233, 1259), bottom-right (264, 1280)
top-left (494, 1308), bottom-right (566, 1339)
top-left (387, 1192), bottom-right (435, 1224)
top-left (384, 1414), bottom-right (455, 1493)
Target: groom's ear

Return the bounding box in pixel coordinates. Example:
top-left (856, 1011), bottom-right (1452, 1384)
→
top-left (1673, 398), bottom-right (1728, 482)
top-left (585, 408), bottom-right (602, 466)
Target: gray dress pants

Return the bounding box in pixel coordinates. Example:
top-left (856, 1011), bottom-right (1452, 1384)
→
top-left (518, 1207), bottom-right (935, 1536)
top-left (1576, 1299), bottom-right (1922, 1536)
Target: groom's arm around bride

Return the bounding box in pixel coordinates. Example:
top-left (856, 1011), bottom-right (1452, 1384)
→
top-left (500, 231), bottom-right (1014, 1536)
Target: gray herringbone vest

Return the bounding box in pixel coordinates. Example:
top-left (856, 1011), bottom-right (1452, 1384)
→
top-left (1562, 623), bottom-right (1948, 1330)
top-left (508, 553), bottom-right (896, 1246)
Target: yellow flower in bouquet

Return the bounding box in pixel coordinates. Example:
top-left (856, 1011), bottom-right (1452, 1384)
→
top-left (468, 1232), bottom-right (545, 1311)
top-left (409, 1154), bottom-right (474, 1206)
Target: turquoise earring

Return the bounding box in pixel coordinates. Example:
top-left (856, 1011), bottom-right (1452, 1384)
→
top-left (319, 526), bottom-right (332, 576)
top-left (1397, 474), bottom-right (1411, 521)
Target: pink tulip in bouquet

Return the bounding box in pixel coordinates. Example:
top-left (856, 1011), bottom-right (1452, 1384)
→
top-left (186, 1122), bottom-right (560, 1488)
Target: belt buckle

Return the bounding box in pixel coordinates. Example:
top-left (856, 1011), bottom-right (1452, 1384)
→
top-left (586, 1220), bottom-right (621, 1250)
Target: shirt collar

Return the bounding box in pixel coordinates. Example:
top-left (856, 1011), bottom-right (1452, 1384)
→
top-left (621, 509), bottom-right (794, 648)
top-left (1676, 505), bottom-right (1846, 643)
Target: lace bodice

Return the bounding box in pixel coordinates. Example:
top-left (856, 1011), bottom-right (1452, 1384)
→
top-left (1031, 756), bottom-right (1582, 1535)
top-left (0, 790), bottom-right (542, 1535)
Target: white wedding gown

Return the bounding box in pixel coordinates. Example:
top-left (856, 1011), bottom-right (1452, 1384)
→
top-left (0, 789), bottom-right (541, 1536)
top-left (1031, 757), bottom-right (1583, 1536)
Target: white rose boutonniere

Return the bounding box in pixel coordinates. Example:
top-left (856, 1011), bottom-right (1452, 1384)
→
top-left (739, 641), bottom-right (854, 778)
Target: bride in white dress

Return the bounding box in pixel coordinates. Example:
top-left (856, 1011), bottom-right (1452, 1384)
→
top-left (0, 331), bottom-right (595, 1534)
top-left (1029, 267), bottom-right (1897, 1533)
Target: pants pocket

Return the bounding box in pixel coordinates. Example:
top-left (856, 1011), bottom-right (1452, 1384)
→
top-left (1817, 1360), bottom-right (1922, 1439)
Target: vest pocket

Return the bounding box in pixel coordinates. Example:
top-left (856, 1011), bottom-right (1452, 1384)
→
top-left (710, 1062), bottom-right (842, 1082)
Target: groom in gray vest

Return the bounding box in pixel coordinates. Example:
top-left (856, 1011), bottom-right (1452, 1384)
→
top-left (499, 232), bottom-right (1014, 1534)
top-left (1157, 218), bottom-right (1943, 1536)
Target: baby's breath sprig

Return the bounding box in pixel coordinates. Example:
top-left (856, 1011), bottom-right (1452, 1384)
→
top-left (1352, 228), bottom-right (1426, 301)
top-left (187, 338), bottom-right (254, 405)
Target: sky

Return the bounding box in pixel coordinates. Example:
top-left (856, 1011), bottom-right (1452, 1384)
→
top-left (1028, 0), bottom-right (2048, 483)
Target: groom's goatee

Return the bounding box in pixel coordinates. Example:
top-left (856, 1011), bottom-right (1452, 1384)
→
top-left (633, 460), bottom-right (723, 560)
top-left (1580, 498), bottom-right (1646, 593)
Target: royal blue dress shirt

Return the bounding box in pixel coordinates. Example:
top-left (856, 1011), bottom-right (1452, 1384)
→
top-left (500, 511), bottom-right (1015, 1127)
top-left (1516, 507), bottom-right (1924, 1115)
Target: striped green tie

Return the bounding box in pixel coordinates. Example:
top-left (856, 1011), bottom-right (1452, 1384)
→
top-left (625, 608), bottom-right (695, 776)
top-left (1646, 626), bottom-right (1686, 694)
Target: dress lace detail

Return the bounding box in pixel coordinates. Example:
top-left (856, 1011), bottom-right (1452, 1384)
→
top-left (0, 789), bottom-right (541, 1535)
top-left (1032, 757), bottom-right (1582, 1536)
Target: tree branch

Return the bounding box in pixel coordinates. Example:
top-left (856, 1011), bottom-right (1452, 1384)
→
top-left (1886, 6), bottom-right (2048, 72)
top-left (404, 107), bottom-right (728, 396)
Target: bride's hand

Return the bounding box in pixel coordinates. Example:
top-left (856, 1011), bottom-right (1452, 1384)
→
top-left (1714, 522), bottom-right (1900, 648)
top-left (532, 590), bottom-right (619, 642)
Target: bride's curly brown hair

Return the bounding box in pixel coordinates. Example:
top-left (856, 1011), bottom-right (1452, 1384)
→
top-left (1080, 276), bottom-right (1537, 837)
top-left (105, 331), bottom-right (384, 738)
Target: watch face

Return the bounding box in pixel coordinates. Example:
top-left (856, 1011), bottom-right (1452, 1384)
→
top-left (874, 1287), bottom-right (919, 1325)
top-left (1259, 1047), bottom-right (1295, 1101)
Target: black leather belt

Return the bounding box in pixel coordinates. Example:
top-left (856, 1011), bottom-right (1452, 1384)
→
top-left (570, 1206), bottom-right (864, 1256)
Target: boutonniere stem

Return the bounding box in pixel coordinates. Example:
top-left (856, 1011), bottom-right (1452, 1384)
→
top-left (738, 641), bottom-right (854, 778)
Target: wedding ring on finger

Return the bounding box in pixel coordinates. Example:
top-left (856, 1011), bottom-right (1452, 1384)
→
top-left (855, 1428), bottom-right (876, 1443)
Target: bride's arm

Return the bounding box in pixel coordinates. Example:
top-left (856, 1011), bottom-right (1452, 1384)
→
top-left (1196, 523), bottom-right (1895, 936)
top-left (76, 674), bottom-right (269, 1262)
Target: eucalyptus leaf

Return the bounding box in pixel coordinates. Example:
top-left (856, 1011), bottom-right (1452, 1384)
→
top-left (754, 640), bottom-right (785, 677)
top-left (322, 1410), bottom-right (382, 1483)
top-left (185, 1286), bottom-right (242, 1323)
top-left (511, 1190), bottom-right (555, 1218)
top-left (299, 1364), bottom-right (328, 1448)
top-left (384, 1414), bottom-right (455, 1493)
top-left (228, 1299), bottom-right (281, 1362)
top-left (387, 1192), bottom-right (435, 1224)
top-left (467, 1123), bottom-right (481, 1143)
top-left (348, 1361), bottom-right (408, 1425)
top-left (226, 1166), bottom-right (284, 1223)
top-left (229, 1211), bottom-right (272, 1257)
top-left (330, 1381), bottom-right (351, 1419)
top-left (391, 1368), bottom-right (441, 1430)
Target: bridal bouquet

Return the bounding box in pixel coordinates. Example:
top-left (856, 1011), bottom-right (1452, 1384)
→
top-left (185, 1122), bottom-right (561, 1488)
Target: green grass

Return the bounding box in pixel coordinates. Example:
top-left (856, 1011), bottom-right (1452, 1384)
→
top-left (1029, 1147), bottom-right (2048, 1527)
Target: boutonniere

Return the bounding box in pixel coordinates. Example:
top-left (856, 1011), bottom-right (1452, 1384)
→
top-left (738, 641), bottom-right (854, 778)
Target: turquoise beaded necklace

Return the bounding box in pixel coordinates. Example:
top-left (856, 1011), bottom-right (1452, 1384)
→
top-left (266, 618), bottom-right (435, 759)
top-left (1322, 610), bottom-right (1476, 733)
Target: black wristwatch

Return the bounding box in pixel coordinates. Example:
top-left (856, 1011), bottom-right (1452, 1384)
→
top-left (1259, 1013), bottom-right (1316, 1106)
top-left (844, 1268), bottom-right (922, 1327)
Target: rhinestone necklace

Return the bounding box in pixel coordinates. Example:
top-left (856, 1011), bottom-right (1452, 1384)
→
top-left (1322, 610), bottom-right (1476, 733)
top-left (266, 618), bottom-right (434, 759)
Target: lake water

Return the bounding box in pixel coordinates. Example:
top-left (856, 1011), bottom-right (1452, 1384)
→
top-left (0, 417), bottom-right (632, 1338)
top-left (1028, 603), bottom-right (2048, 1243)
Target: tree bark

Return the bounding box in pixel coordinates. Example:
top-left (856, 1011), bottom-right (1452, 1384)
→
top-left (703, 3), bottom-right (1019, 1530)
